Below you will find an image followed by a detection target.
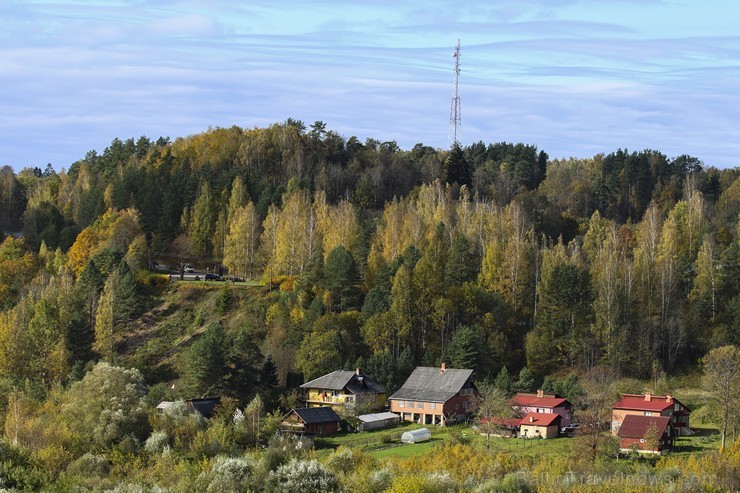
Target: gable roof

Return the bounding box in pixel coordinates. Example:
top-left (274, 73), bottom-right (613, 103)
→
top-left (612, 393), bottom-right (690, 413)
top-left (289, 407), bottom-right (341, 424)
top-left (512, 393), bottom-right (570, 409)
top-left (617, 415), bottom-right (671, 439)
top-left (389, 366), bottom-right (474, 403)
top-left (300, 370), bottom-right (386, 395)
top-left (519, 412), bottom-right (561, 427)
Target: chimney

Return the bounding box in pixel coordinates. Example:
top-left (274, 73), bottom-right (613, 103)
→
top-left (644, 392), bottom-right (652, 402)
top-left (537, 389), bottom-right (544, 398)
top-left (356, 368), bottom-right (361, 376)
top-left (530, 416), bottom-right (534, 423)
top-left (666, 394), bottom-right (673, 403)
top-left (441, 362), bottom-right (446, 372)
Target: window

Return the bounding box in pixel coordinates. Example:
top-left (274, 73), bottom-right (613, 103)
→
top-left (463, 402), bottom-right (469, 410)
top-left (406, 401), bottom-right (413, 408)
top-left (417, 401), bottom-right (424, 409)
top-left (398, 400), bottom-right (404, 408)
top-left (332, 390), bottom-right (339, 397)
top-left (429, 403), bottom-right (436, 410)
top-left (455, 403), bottom-right (459, 410)
top-left (644, 411), bottom-right (652, 416)
top-left (460, 388), bottom-right (473, 396)
top-left (674, 403), bottom-right (680, 411)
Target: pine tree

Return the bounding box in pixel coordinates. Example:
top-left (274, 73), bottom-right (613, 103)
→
top-left (184, 322), bottom-right (226, 396)
top-left (443, 143), bottom-right (471, 187)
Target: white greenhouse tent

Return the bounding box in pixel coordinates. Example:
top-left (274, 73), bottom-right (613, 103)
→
top-left (401, 428), bottom-right (432, 444)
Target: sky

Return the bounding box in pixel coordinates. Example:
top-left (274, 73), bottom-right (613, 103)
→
top-left (1, 0), bottom-right (739, 171)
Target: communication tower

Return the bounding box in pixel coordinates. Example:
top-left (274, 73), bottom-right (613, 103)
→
top-left (449, 39), bottom-right (461, 148)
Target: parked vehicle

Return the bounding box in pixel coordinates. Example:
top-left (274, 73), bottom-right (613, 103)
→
top-left (561, 423), bottom-right (580, 435)
top-left (205, 273), bottom-right (223, 281)
top-left (183, 264), bottom-right (195, 273)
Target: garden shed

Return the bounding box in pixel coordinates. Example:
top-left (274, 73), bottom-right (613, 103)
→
top-left (401, 428), bottom-right (431, 444)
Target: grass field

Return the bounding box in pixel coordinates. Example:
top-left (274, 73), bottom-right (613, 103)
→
top-left (313, 419), bottom-right (724, 462)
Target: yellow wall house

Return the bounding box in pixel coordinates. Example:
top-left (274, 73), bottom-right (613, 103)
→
top-left (300, 369), bottom-right (386, 416)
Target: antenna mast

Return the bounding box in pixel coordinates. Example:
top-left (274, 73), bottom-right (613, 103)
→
top-left (449, 39), bottom-right (461, 148)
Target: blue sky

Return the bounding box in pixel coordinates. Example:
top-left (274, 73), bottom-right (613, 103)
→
top-left (2, 0), bottom-right (739, 170)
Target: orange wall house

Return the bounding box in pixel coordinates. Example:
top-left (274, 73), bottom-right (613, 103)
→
top-left (389, 363), bottom-right (477, 426)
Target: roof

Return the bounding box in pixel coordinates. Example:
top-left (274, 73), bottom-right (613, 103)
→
top-left (186, 397), bottom-right (221, 418)
top-left (300, 370), bottom-right (386, 395)
top-left (155, 397), bottom-right (221, 418)
top-left (519, 412), bottom-right (561, 427)
top-left (358, 412), bottom-right (400, 424)
top-left (511, 393), bottom-right (570, 409)
top-left (617, 415), bottom-right (671, 439)
top-left (389, 366), bottom-right (474, 403)
top-left (289, 407), bottom-right (341, 424)
top-left (612, 394), bottom-right (690, 413)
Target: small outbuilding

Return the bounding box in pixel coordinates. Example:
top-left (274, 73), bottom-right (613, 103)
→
top-left (358, 412), bottom-right (401, 431)
top-left (519, 412), bottom-right (561, 439)
top-left (282, 407), bottom-right (341, 436)
top-left (401, 427), bottom-right (432, 444)
top-left (617, 415), bottom-right (673, 455)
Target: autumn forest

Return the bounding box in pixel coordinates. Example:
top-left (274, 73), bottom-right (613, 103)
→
top-left (0, 120), bottom-right (737, 491)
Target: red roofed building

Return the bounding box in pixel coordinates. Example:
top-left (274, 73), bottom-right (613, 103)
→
top-left (611, 392), bottom-right (692, 436)
top-left (511, 390), bottom-right (572, 426)
top-left (519, 412), bottom-right (561, 439)
top-left (617, 415), bottom-right (673, 454)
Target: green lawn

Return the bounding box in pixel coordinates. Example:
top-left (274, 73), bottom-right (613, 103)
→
top-left (314, 420), bottom-right (723, 462)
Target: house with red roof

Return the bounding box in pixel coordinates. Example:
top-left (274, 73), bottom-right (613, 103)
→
top-left (519, 412), bottom-right (561, 439)
top-left (617, 415), bottom-right (673, 454)
top-left (611, 392), bottom-right (692, 436)
top-left (511, 390), bottom-right (573, 426)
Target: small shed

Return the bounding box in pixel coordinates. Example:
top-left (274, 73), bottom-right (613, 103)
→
top-left (358, 412), bottom-right (400, 431)
top-left (282, 407), bottom-right (341, 436)
top-left (401, 427), bottom-right (432, 444)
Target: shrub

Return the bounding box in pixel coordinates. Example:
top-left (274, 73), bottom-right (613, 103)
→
top-left (144, 432), bottom-right (170, 454)
top-left (203, 456), bottom-right (255, 493)
top-left (265, 458), bottom-right (338, 493)
top-left (67, 452), bottom-right (110, 477)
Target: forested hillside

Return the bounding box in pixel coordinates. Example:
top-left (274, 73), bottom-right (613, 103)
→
top-left (0, 121), bottom-right (737, 490)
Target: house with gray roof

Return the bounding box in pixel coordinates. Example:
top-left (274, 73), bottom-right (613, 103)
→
top-left (281, 407), bottom-right (341, 435)
top-left (300, 369), bottom-right (386, 415)
top-left (389, 363), bottom-right (477, 426)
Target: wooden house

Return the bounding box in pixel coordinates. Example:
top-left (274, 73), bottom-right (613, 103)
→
top-left (389, 363), bottom-right (477, 426)
top-left (281, 407), bottom-right (341, 436)
top-left (300, 369), bottom-right (386, 415)
top-left (611, 392), bottom-right (692, 436)
top-left (617, 415), bottom-right (673, 454)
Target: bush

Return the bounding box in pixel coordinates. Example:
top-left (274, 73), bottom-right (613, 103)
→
top-left (265, 458), bottom-right (338, 493)
top-left (203, 456), bottom-right (255, 493)
top-left (144, 432), bottom-right (170, 454)
top-left (66, 452), bottom-right (110, 477)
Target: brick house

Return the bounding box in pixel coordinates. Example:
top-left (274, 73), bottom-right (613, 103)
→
top-left (511, 390), bottom-right (573, 426)
top-left (611, 392), bottom-right (692, 436)
top-left (300, 369), bottom-right (386, 416)
top-left (389, 363), bottom-right (477, 426)
top-left (617, 415), bottom-right (673, 454)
